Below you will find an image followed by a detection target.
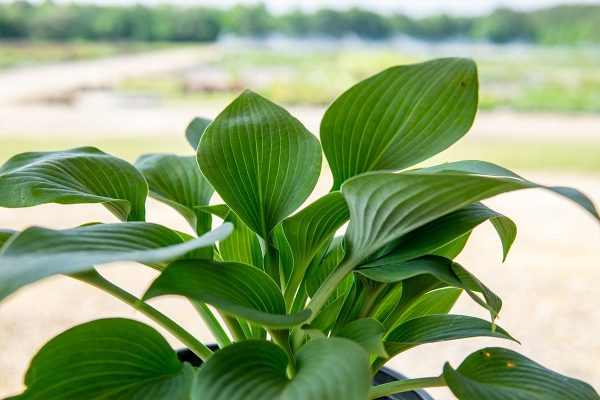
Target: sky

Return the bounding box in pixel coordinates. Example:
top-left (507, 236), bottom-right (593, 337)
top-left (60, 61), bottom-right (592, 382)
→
top-left (5, 0), bottom-right (600, 17)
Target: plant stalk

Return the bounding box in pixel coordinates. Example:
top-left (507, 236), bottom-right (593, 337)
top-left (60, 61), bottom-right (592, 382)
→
top-left (222, 314), bottom-right (248, 341)
top-left (264, 244), bottom-right (282, 288)
top-left (368, 376), bottom-right (446, 399)
top-left (73, 270), bottom-right (213, 361)
top-left (191, 301), bottom-right (232, 348)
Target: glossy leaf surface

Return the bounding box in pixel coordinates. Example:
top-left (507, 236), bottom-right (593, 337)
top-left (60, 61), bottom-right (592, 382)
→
top-left (193, 338), bottom-right (370, 400)
top-left (15, 318), bottom-right (193, 400)
top-left (135, 153), bottom-right (214, 234)
top-left (0, 222), bottom-right (231, 300)
top-left (198, 90), bottom-right (322, 239)
top-left (321, 58), bottom-right (478, 188)
top-left (0, 147), bottom-right (147, 221)
top-left (444, 347), bottom-right (599, 400)
top-left (144, 260), bottom-right (310, 328)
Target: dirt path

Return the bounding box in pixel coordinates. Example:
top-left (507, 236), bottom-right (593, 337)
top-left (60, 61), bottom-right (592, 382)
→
top-left (0, 46), bottom-right (219, 105)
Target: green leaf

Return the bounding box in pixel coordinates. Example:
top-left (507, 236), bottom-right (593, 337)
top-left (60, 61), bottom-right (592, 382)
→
top-left (382, 203), bottom-right (516, 262)
top-left (430, 232), bottom-right (471, 260)
top-left (0, 147), bottom-right (148, 221)
top-left (185, 116), bottom-right (211, 150)
top-left (321, 58), bottom-right (478, 188)
top-left (305, 237), bottom-right (345, 298)
top-left (219, 211), bottom-right (264, 268)
top-left (392, 287), bottom-right (462, 326)
top-left (342, 167), bottom-right (598, 265)
top-left (385, 315), bottom-right (516, 356)
top-left (337, 318), bottom-right (387, 357)
top-left (283, 192), bottom-right (349, 298)
top-left (358, 256), bottom-right (502, 320)
top-left (135, 153), bottom-right (214, 235)
top-left (444, 347), bottom-right (600, 400)
top-left (0, 222), bottom-right (232, 300)
top-left (417, 160), bottom-right (599, 220)
top-left (15, 318), bottom-right (193, 400)
top-left (193, 338), bottom-right (370, 400)
top-left (341, 172), bottom-right (528, 263)
top-left (0, 229), bottom-right (16, 248)
top-left (143, 259), bottom-right (311, 328)
top-left (197, 90), bottom-right (322, 239)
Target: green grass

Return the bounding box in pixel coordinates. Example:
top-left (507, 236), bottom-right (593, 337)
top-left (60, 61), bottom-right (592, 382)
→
top-left (0, 41), bottom-right (170, 68)
top-left (115, 46), bottom-right (600, 113)
top-left (2, 136), bottom-right (598, 174)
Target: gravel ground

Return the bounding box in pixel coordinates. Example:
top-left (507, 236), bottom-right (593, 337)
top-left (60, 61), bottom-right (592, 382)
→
top-left (0, 174), bottom-right (598, 399)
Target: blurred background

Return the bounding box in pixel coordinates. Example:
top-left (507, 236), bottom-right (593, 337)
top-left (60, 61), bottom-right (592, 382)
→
top-left (0, 0), bottom-right (599, 398)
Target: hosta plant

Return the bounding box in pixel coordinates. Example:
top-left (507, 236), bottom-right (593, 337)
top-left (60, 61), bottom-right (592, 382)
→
top-left (1, 58), bottom-right (599, 400)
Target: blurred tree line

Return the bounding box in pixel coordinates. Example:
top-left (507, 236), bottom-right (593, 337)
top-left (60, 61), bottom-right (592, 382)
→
top-left (1, 1), bottom-right (598, 45)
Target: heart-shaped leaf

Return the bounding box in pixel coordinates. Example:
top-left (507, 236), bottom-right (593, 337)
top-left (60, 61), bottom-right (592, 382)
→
top-left (321, 58), bottom-right (478, 189)
top-left (0, 147), bottom-right (148, 221)
top-left (197, 90), bottom-right (322, 239)
top-left (444, 347), bottom-right (600, 400)
top-left (13, 318), bottom-right (193, 400)
top-left (135, 153), bottom-right (214, 235)
top-left (337, 318), bottom-right (387, 357)
top-left (0, 222), bottom-right (232, 300)
top-left (143, 259), bottom-right (311, 328)
top-left (193, 338), bottom-right (370, 400)
top-left (185, 117), bottom-right (211, 150)
top-left (282, 192), bottom-right (349, 299)
top-left (385, 314), bottom-right (516, 356)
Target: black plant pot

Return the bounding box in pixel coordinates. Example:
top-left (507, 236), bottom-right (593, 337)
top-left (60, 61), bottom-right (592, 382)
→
top-left (177, 347), bottom-right (433, 400)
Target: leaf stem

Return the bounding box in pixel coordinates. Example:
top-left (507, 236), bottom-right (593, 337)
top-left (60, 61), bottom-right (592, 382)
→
top-left (72, 270), bottom-right (214, 361)
top-left (292, 258), bottom-right (355, 347)
top-left (368, 375), bottom-right (446, 399)
top-left (264, 244), bottom-right (281, 288)
top-left (191, 301), bottom-right (232, 348)
top-left (222, 314), bottom-right (248, 341)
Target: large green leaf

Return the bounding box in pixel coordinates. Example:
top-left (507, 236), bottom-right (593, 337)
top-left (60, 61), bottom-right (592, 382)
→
top-left (321, 58), bottom-right (478, 189)
top-left (0, 147), bottom-right (147, 221)
top-left (444, 347), bottom-right (600, 400)
top-left (193, 338), bottom-right (370, 400)
top-left (282, 192), bottom-right (349, 298)
top-left (185, 116), bottom-right (211, 150)
top-left (143, 259), bottom-right (311, 328)
top-left (341, 168), bottom-right (598, 265)
top-left (0, 222), bottom-right (232, 300)
top-left (417, 160), bottom-right (599, 220)
top-left (342, 172), bottom-right (527, 263)
top-left (385, 314), bottom-right (515, 356)
top-left (381, 203), bottom-right (516, 262)
top-left (337, 318), bottom-right (387, 357)
top-left (358, 256), bottom-right (502, 320)
top-left (197, 90), bottom-right (322, 239)
top-left (14, 318), bottom-right (193, 400)
top-left (135, 153), bottom-right (214, 235)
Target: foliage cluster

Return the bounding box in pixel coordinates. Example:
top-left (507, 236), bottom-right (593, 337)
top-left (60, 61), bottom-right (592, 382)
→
top-left (0, 58), bottom-right (599, 399)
